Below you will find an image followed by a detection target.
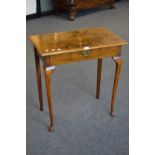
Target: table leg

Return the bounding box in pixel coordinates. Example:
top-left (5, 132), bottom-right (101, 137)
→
top-left (34, 47), bottom-right (43, 111)
top-left (96, 59), bottom-right (103, 99)
top-left (43, 66), bottom-right (55, 132)
top-left (110, 56), bottom-right (123, 116)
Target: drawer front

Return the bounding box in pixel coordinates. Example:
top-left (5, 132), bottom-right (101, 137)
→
top-left (44, 46), bottom-right (121, 66)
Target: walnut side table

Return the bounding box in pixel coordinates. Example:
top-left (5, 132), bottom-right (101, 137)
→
top-left (30, 27), bottom-right (127, 132)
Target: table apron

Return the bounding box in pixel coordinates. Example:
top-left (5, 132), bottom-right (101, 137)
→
top-left (42, 46), bottom-right (121, 66)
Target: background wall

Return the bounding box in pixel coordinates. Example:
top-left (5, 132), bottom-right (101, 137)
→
top-left (41, 0), bottom-right (53, 12)
top-left (26, 0), bottom-right (53, 15)
top-left (26, 0), bottom-right (36, 15)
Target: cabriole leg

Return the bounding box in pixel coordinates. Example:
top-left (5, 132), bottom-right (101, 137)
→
top-left (43, 66), bottom-right (55, 132)
top-left (96, 59), bottom-right (103, 99)
top-left (110, 56), bottom-right (123, 116)
top-left (34, 47), bottom-right (43, 111)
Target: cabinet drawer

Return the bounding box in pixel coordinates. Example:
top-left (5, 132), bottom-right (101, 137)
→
top-left (44, 46), bottom-right (121, 66)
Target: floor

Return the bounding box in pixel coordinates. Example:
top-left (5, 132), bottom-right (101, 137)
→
top-left (26, 1), bottom-right (129, 155)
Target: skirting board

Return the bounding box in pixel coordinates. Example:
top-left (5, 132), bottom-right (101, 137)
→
top-left (26, 10), bottom-right (54, 20)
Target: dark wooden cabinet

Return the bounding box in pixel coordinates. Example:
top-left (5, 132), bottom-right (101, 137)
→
top-left (52, 0), bottom-right (115, 20)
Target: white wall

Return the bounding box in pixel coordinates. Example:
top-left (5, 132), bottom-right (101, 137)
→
top-left (26, 0), bottom-right (36, 15)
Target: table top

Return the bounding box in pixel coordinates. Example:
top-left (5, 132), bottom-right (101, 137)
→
top-left (30, 27), bottom-right (127, 57)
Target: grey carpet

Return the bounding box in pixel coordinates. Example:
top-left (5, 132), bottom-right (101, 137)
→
top-left (26, 1), bottom-right (129, 155)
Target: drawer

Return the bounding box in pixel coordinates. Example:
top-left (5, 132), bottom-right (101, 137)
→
top-left (43, 46), bottom-right (121, 66)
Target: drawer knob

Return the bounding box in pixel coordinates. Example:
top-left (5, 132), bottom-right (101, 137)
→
top-left (81, 50), bottom-right (89, 57)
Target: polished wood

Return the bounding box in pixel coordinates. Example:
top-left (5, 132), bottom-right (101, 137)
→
top-left (43, 66), bottom-right (55, 132)
top-left (34, 47), bottom-right (43, 111)
top-left (30, 28), bottom-right (126, 57)
top-left (30, 28), bottom-right (126, 67)
top-left (110, 56), bottom-right (123, 116)
top-left (48, 46), bottom-right (120, 66)
top-left (52, 0), bottom-right (115, 20)
top-left (30, 27), bottom-right (127, 131)
top-left (96, 59), bottom-right (103, 99)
